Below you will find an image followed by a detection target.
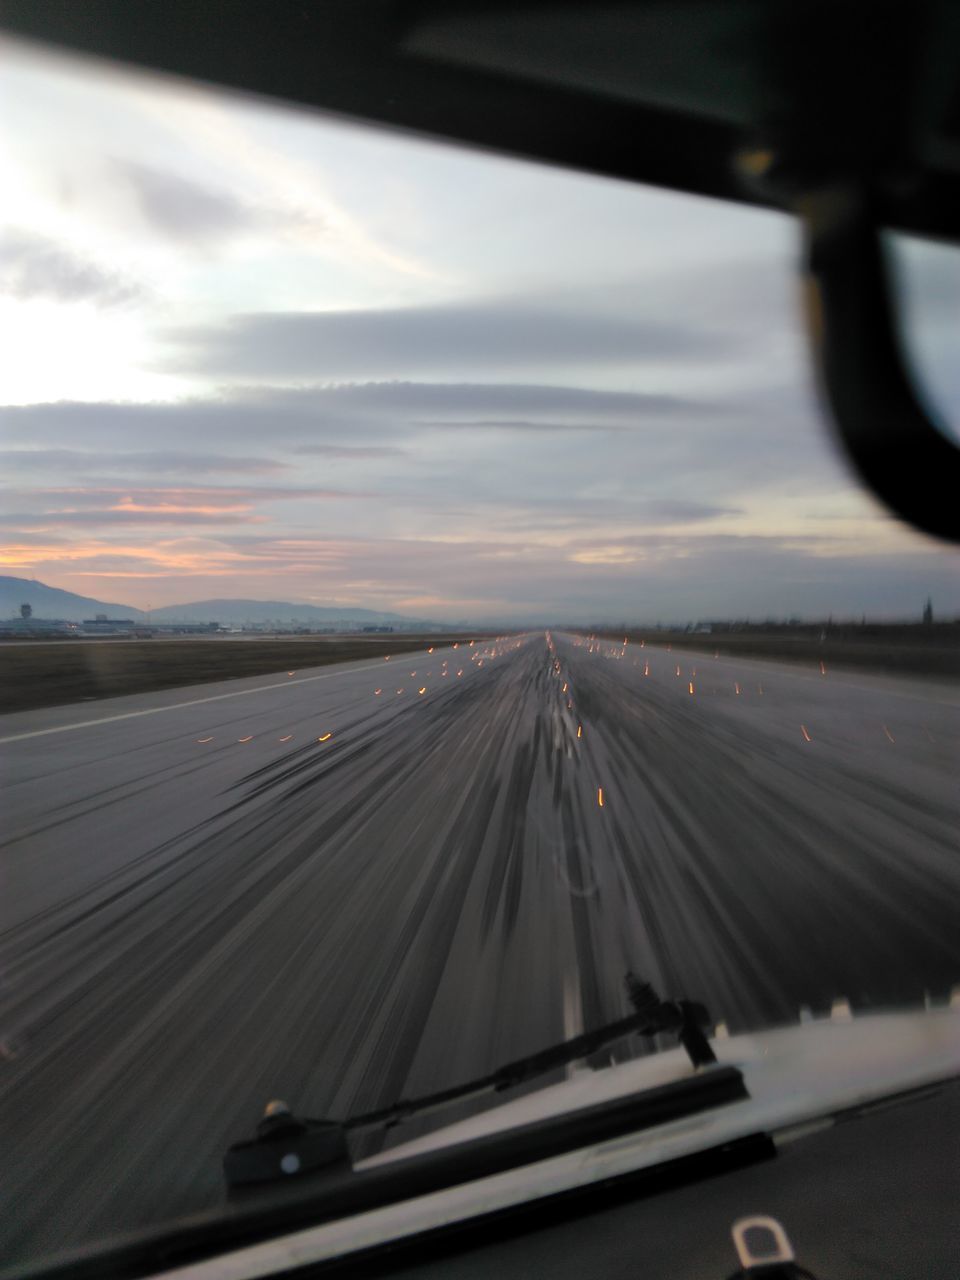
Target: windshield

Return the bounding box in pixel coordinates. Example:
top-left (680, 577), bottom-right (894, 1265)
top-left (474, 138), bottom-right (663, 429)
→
top-left (1, 34), bottom-right (958, 1270)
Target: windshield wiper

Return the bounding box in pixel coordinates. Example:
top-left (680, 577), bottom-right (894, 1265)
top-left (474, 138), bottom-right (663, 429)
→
top-left (224, 976), bottom-right (728, 1189)
top-left (345, 974), bottom-right (716, 1134)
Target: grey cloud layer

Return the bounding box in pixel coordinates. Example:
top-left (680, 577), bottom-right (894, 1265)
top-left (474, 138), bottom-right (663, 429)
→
top-left (112, 160), bottom-right (330, 252)
top-left (162, 301), bottom-right (734, 380)
top-left (0, 229), bottom-right (141, 306)
top-left (0, 377), bottom-right (857, 533)
top-left (156, 246), bottom-right (805, 382)
top-left (0, 510), bottom-right (255, 527)
top-left (4, 378), bottom-right (949, 617)
top-left (1, 482), bottom-right (372, 529)
top-left (1, 449), bottom-right (289, 477)
top-left (114, 161), bottom-right (262, 246)
top-left (1, 382), bottom-right (699, 448)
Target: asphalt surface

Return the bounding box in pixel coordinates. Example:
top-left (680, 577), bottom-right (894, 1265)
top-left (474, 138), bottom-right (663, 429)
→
top-left (1, 633), bottom-right (958, 1265)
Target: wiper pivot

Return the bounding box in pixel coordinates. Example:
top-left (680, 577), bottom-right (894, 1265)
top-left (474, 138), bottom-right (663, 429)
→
top-left (224, 1101), bottom-right (349, 1189)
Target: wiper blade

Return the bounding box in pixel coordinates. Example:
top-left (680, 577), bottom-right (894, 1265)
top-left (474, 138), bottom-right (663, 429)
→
top-left (224, 976), bottom-right (722, 1188)
top-left (343, 975), bottom-right (716, 1134)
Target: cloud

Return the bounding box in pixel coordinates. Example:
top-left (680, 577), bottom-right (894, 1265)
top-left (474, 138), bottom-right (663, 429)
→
top-left (315, 381), bottom-right (692, 421)
top-left (0, 511), bottom-right (258, 527)
top-left (4, 484), bottom-right (368, 506)
top-left (0, 382), bottom-right (705, 450)
top-left (2, 380), bottom-right (950, 620)
top-left (113, 160), bottom-right (263, 246)
top-left (294, 444), bottom-right (408, 459)
top-left (14, 529), bottom-right (953, 621)
top-left (638, 500), bottom-right (742, 523)
top-left (413, 419), bottom-right (629, 433)
top-left (161, 300), bottom-right (734, 380)
top-left (0, 228), bottom-right (141, 306)
top-left (154, 254), bottom-right (805, 386)
top-left (0, 483), bottom-right (376, 529)
top-left (0, 449), bottom-right (289, 477)
top-left (0, 379), bottom-right (871, 547)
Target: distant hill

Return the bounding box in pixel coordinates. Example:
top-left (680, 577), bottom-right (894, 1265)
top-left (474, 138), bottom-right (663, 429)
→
top-left (0, 576), bottom-right (144, 622)
top-left (148, 599), bottom-right (434, 628)
top-left (0, 576), bottom-right (439, 629)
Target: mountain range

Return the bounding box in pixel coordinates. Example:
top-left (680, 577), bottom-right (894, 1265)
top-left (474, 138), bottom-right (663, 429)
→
top-left (0, 576), bottom-right (439, 629)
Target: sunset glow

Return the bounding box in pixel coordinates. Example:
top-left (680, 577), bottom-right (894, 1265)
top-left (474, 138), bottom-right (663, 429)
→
top-left (1, 37), bottom-right (956, 623)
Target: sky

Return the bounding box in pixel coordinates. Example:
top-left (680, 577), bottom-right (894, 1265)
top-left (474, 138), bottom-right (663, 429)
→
top-left (1, 36), bottom-right (957, 623)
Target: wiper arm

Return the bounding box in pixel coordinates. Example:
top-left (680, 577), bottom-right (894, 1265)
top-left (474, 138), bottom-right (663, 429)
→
top-left (344, 975), bottom-right (716, 1134)
top-left (225, 976), bottom-right (723, 1189)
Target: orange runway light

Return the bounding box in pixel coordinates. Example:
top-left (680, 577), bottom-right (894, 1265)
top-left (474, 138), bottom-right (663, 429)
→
top-left (419, 687), bottom-right (426, 695)
top-left (374, 688), bottom-right (382, 695)
top-left (428, 647), bottom-right (434, 653)
top-left (318, 732), bottom-right (333, 742)
top-left (278, 735), bottom-right (293, 743)
top-left (801, 725), bottom-right (812, 742)
top-left (577, 725), bottom-right (582, 739)
top-left (197, 737), bottom-right (214, 743)
top-left (238, 736), bottom-right (253, 743)
top-left (820, 661), bottom-right (826, 675)
top-left (688, 682), bottom-right (694, 695)
top-left (287, 671), bottom-right (296, 676)
top-left (644, 663), bottom-right (649, 676)
top-left (676, 665), bottom-right (681, 677)
top-left (882, 724), bottom-right (895, 743)
top-left (735, 683), bottom-right (741, 695)
top-left (597, 787), bottom-right (604, 808)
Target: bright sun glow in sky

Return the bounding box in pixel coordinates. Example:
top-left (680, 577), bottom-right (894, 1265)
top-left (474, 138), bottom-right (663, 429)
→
top-left (1, 35), bottom-right (956, 621)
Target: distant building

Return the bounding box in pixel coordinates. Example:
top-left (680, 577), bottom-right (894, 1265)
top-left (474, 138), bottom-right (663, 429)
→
top-left (150, 621), bottom-right (221, 635)
top-left (82, 617), bottom-right (138, 634)
top-left (20, 603), bottom-right (32, 619)
top-left (0, 616), bottom-right (76, 636)
top-left (83, 618), bottom-right (223, 636)
top-left (923, 597), bottom-right (934, 625)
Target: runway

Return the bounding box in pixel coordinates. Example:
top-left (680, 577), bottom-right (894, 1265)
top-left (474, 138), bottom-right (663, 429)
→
top-left (2, 632), bottom-right (958, 1264)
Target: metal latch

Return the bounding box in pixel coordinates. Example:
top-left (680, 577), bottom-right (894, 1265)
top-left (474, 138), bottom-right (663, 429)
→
top-left (728, 1216), bottom-right (820, 1278)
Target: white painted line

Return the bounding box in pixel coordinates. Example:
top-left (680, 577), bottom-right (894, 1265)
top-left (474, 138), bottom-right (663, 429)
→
top-left (0, 660), bottom-right (389, 745)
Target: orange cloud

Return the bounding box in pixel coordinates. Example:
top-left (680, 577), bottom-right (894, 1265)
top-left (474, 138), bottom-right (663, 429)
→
top-left (109, 499), bottom-right (252, 514)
